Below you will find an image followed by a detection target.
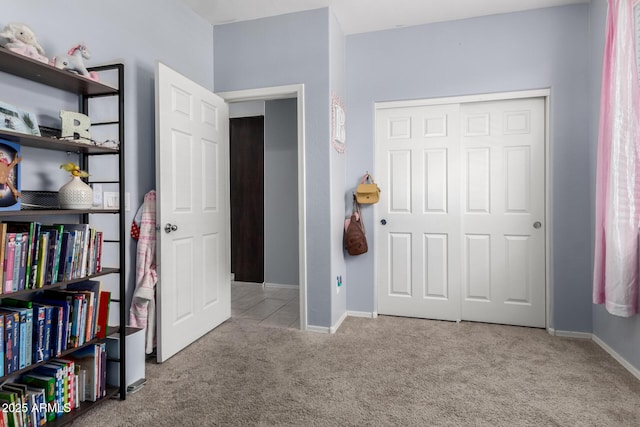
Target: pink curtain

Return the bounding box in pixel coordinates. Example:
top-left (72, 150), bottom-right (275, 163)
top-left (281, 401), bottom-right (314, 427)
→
top-left (593, 0), bottom-right (640, 317)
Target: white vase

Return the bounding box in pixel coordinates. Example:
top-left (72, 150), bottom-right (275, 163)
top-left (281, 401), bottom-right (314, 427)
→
top-left (59, 176), bottom-right (93, 209)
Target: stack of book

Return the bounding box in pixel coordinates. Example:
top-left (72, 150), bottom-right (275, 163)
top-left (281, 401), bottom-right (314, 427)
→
top-left (0, 281), bottom-right (111, 377)
top-left (0, 222), bottom-right (104, 295)
top-left (0, 345), bottom-right (108, 425)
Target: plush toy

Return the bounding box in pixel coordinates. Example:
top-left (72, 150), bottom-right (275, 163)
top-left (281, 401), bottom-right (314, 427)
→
top-left (0, 22), bottom-right (48, 64)
top-left (51, 44), bottom-right (99, 81)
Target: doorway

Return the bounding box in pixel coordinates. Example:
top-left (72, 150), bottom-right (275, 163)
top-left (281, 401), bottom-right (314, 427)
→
top-left (375, 91), bottom-right (549, 328)
top-left (220, 85), bottom-right (307, 330)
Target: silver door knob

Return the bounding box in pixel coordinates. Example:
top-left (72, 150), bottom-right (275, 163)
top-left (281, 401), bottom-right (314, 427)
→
top-left (533, 221), bottom-right (542, 229)
top-left (381, 219), bottom-right (387, 225)
top-left (164, 223), bottom-right (178, 233)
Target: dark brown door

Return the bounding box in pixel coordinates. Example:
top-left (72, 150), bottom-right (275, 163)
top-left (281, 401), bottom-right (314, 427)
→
top-left (230, 116), bottom-right (264, 283)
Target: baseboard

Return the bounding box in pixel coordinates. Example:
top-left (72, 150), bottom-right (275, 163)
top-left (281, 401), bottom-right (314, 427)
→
top-left (549, 328), bottom-right (593, 339)
top-left (330, 311), bottom-right (349, 334)
top-left (264, 282), bottom-right (299, 289)
top-left (592, 334), bottom-right (640, 381)
top-left (306, 325), bottom-right (330, 334)
top-left (347, 311), bottom-right (377, 318)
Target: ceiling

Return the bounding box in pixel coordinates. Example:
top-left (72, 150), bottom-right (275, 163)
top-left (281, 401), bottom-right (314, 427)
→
top-left (181, 0), bottom-right (589, 35)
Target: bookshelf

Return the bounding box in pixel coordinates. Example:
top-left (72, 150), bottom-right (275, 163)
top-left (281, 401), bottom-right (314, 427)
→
top-left (0, 47), bottom-right (126, 424)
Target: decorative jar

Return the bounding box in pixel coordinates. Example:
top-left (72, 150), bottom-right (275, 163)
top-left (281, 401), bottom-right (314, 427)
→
top-left (59, 176), bottom-right (93, 209)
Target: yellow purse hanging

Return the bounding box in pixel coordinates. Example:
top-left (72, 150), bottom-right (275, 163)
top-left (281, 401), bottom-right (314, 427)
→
top-left (355, 173), bottom-right (380, 204)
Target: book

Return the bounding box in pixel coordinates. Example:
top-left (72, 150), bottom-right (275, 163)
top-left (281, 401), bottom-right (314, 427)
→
top-left (95, 291), bottom-right (111, 339)
top-left (0, 299), bottom-right (35, 368)
top-left (40, 225), bottom-right (64, 285)
top-left (56, 232), bottom-right (71, 283)
top-left (35, 232), bottom-right (49, 288)
top-left (0, 310), bottom-right (18, 374)
top-left (28, 222), bottom-right (41, 289)
top-left (95, 231), bottom-right (103, 273)
top-left (3, 233), bottom-right (16, 293)
top-left (31, 304), bottom-right (47, 364)
top-left (0, 315), bottom-right (4, 377)
top-left (0, 223), bottom-right (6, 293)
top-left (10, 233), bottom-right (21, 293)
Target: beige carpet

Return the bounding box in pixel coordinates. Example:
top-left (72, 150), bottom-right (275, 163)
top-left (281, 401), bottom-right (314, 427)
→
top-left (75, 316), bottom-right (640, 426)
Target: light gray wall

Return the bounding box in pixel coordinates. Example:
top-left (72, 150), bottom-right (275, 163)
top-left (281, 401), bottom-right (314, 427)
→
top-left (214, 8), bottom-right (333, 327)
top-left (329, 11), bottom-right (348, 326)
top-left (589, 0), bottom-right (640, 370)
top-left (1, 0), bottom-right (214, 318)
top-left (346, 5), bottom-right (593, 331)
top-left (229, 101), bottom-right (265, 118)
top-left (264, 99), bottom-right (299, 286)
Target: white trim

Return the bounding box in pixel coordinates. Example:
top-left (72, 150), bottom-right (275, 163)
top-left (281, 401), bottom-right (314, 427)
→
top-left (544, 90), bottom-right (553, 330)
top-left (263, 282), bottom-right (299, 289)
top-left (330, 311), bottom-right (349, 334)
top-left (549, 328), bottom-right (592, 339)
top-left (347, 311), bottom-right (377, 318)
top-left (592, 335), bottom-right (640, 381)
top-left (219, 84), bottom-right (308, 332)
top-left (375, 89), bottom-right (551, 110)
top-left (374, 89), bottom-right (551, 327)
top-left (306, 325), bottom-right (330, 334)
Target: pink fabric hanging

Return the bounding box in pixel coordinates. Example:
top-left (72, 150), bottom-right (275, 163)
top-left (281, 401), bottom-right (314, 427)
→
top-left (593, 0), bottom-right (640, 317)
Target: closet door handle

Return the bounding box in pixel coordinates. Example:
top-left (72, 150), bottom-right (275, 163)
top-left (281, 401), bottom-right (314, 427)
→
top-left (533, 221), bottom-right (542, 229)
top-left (164, 223), bottom-right (178, 233)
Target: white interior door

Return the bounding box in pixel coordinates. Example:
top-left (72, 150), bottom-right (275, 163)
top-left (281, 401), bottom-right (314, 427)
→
top-left (156, 62), bottom-right (230, 362)
top-left (376, 96), bottom-right (546, 328)
top-left (459, 98), bottom-right (545, 327)
top-left (375, 104), bottom-right (462, 320)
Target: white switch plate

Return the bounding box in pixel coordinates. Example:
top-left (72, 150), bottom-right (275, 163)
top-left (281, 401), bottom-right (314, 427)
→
top-left (103, 192), bottom-right (119, 209)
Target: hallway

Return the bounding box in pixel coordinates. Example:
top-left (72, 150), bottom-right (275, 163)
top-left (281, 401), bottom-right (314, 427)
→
top-left (231, 282), bottom-right (299, 329)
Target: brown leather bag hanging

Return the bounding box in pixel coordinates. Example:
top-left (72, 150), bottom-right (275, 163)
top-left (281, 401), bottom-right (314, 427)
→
top-left (355, 173), bottom-right (380, 204)
top-left (344, 197), bottom-right (368, 255)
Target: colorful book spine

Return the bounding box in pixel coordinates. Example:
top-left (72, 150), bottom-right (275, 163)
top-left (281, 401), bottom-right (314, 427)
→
top-left (35, 232), bottom-right (49, 288)
top-left (0, 315), bottom-right (4, 377)
top-left (32, 304), bottom-right (46, 364)
top-left (11, 233), bottom-right (22, 292)
top-left (1, 311), bottom-right (18, 374)
top-left (29, 222), bottom-right (42, 289)
top-left (3, 233), bottom-right (16, 293)
top-left (17, 232), bottom-right (27, 291)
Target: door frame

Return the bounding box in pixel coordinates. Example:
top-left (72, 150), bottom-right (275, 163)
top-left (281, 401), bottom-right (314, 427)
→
top-left (374, 88), bottom-right (552, 329)
top-left (218, 84), bottom-right (307, 331)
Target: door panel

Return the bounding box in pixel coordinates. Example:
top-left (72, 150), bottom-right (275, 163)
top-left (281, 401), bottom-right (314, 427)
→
top-left (460, 98), bottom-right (545, 327)
top-left (230, 116), bottom-right (264, 283)
top-left (376, 104), bottom-right (462, 321)
top-left (156, 62), bottom-right (230, 363)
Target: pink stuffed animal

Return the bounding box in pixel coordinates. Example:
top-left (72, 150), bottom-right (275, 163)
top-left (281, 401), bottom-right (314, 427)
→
top-left (0, 22), bottom-right (48, 64)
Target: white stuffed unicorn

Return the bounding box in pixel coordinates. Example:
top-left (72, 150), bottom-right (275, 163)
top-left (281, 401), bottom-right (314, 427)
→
top-left (51, 44), bottom-right (99, 81)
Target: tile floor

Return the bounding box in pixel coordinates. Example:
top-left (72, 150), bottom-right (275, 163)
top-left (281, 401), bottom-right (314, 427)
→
top-left (231, 281), bottom-right (300, 329)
